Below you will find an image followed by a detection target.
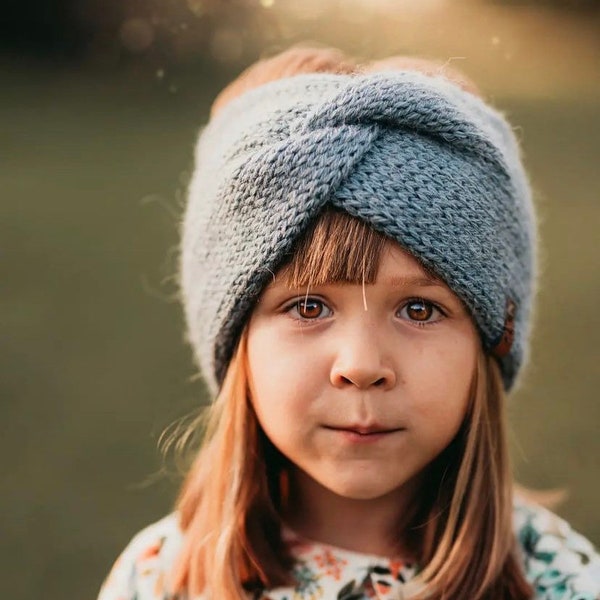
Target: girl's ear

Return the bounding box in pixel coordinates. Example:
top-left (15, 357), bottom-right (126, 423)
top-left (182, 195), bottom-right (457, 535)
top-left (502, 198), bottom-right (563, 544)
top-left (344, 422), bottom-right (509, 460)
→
top-left (210, 45), bottom-right (358, 117)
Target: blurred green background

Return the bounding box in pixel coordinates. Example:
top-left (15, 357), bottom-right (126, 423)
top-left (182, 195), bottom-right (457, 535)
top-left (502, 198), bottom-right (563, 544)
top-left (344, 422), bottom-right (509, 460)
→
top-left (2, 1), bottom-right (599, 598)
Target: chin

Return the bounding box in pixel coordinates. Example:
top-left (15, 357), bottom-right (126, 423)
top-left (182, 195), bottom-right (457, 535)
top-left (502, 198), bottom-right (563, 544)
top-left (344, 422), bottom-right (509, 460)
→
top-left (326, 479), bottom-right (400, 501)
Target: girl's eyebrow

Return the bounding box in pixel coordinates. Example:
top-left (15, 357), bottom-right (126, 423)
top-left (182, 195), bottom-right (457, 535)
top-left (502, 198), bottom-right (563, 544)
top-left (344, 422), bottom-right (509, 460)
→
top-left (386, 275), bottom-right (446, 289)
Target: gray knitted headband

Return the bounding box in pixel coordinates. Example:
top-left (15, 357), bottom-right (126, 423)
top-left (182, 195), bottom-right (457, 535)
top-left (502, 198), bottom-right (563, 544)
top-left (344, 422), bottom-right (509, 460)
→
top-left (181, 70), bottom-right (536, 392)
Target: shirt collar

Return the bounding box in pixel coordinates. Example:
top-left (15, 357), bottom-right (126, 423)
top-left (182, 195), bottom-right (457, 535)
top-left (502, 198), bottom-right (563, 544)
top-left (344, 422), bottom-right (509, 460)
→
top-left (263, 528), bottom-right (420, 600)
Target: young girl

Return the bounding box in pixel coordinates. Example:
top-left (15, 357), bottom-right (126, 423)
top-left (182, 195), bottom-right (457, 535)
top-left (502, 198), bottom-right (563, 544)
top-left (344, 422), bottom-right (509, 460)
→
top-left (98, 47), bottom-right (600, 600)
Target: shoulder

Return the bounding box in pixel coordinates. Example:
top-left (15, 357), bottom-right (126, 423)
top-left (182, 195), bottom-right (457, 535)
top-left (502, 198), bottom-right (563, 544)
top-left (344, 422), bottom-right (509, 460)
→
top-left (97, 513), bottom-right (184, 600)
top-left (513, 499), bottom-right (600, 599)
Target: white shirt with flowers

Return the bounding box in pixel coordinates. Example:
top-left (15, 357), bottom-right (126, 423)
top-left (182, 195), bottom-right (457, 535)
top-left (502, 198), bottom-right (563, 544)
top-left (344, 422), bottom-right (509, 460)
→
top-left (98, 501), bottom-right (600, 600)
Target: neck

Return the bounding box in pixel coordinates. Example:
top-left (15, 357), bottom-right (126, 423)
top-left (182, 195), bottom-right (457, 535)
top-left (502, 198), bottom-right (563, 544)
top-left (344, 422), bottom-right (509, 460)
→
top-left (282, 468), bottom-right (419, 558)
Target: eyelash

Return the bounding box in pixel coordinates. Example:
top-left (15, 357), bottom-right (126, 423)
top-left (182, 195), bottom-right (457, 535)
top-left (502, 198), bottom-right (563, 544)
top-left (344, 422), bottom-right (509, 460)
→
top-left (284, 296), bottom-right (445, 326)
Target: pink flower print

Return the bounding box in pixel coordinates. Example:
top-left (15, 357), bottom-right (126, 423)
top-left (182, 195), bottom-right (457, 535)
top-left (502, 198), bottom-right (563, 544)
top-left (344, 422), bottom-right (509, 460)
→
top-left (313, 548), bottom-right (347, 580)
top-left (136, 538), bottom-right (165, 576)
top-left (388, 559), bottom-right (405, 581)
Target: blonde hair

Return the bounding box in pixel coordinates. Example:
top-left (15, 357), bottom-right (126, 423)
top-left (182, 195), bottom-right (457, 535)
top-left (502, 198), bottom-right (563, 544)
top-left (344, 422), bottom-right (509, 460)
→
top-left (171, 47), bottom-right (533, 599)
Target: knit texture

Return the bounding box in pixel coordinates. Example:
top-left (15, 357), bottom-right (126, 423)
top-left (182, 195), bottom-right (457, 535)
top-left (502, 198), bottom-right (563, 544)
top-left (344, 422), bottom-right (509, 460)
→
top-left (180, 71), bottom-right (537, 393)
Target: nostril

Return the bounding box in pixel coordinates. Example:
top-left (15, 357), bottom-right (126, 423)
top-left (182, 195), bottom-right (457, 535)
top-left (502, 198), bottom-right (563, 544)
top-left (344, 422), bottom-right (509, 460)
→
top-left (332, 371), bottom-right (394, 389)
top-left (336, 375), bottom-right (388, 388)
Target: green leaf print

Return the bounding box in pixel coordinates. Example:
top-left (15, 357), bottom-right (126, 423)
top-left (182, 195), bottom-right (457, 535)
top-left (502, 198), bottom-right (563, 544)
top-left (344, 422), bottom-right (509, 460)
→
top-left (292, 563), bottom-right (322, 599)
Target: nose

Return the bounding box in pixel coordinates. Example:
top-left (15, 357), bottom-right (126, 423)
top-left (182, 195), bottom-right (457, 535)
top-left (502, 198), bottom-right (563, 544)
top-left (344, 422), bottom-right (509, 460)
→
top-left (329, 322), bottom-right (397, 390)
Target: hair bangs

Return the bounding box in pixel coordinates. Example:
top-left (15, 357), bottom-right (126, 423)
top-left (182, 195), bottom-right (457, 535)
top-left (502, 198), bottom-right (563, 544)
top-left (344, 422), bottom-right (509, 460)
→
top-left (279, 209), bottom-right (387, 289)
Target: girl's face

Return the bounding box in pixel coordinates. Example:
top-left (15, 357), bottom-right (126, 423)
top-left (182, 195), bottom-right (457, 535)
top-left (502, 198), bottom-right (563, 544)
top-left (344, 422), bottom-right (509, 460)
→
top-left (247, 241), bottom-right (479, 507)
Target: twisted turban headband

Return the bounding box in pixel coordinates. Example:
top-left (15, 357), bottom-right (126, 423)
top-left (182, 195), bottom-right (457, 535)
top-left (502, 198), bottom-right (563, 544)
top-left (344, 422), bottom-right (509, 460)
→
top-left (181, 71), bottom-right (536, 392)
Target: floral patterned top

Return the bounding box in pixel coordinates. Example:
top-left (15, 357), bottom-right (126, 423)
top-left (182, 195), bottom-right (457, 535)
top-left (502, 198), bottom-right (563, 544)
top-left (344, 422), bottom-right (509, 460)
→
top-left (98, 501), bottom-right (600, 600)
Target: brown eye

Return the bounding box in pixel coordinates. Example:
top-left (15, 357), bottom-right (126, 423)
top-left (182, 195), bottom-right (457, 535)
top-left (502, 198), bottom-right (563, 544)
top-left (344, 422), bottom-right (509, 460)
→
top-left (399, 299), bottom-right (442, 324)
top-left (297, 299), bottom-right (324, 319)
top-left (288, 298), bottom-right (332, 320)
top-left (406, 300), bottom-right (432, 321)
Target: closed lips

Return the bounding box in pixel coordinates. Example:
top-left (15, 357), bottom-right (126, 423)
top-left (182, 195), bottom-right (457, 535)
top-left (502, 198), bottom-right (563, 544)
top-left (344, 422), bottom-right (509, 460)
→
top-left (324, 425), bottom-right (404, 435)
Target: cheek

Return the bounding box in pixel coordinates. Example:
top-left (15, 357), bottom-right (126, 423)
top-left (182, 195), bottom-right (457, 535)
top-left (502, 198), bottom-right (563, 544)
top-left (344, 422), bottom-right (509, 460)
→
top-left (247, 322), bottom-right (326, 394)
top-left (404, 335), bottom-right (476, 433)
top-left (246, 325), bottom-right (320, 433)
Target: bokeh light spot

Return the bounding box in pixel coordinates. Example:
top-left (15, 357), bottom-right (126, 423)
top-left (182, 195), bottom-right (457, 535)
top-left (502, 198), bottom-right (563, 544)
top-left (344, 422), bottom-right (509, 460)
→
top-left (187, 0), bottom-right (206, 17)
top-left (119, 18), bottom-right (155, 53)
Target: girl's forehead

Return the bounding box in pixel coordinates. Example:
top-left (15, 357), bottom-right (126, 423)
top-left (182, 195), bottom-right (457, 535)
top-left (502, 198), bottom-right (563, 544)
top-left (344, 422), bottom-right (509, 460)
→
top-left (378, 242), bottom-right (443, 282)
top-left (274, 239), bottom-right (448, 292)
